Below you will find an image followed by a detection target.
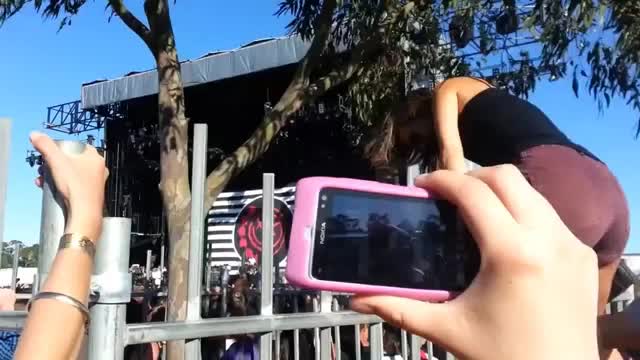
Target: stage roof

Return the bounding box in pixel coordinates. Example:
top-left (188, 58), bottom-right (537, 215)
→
top-left (81, 35), bottom-right (310, 109)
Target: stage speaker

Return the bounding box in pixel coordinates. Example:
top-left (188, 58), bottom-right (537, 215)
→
top-left (496, 8), bottom-right (518, 35)
top-left (449, 14), bottom-right (474, 49)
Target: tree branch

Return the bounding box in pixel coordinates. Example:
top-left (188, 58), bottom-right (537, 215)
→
top-left (203, 0), bottom-right (338, 206)
top-left (108, 0), bottom-right (153, 51)
top-left (203, 36), bottom-right (382, 208)
top-left (288, 0), bottom-right (337, 87)
top-left (308, 38), bottom-right (382, 97)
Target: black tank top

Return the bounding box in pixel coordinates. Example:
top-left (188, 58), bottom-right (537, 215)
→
top-left (458, 88), bottom-right (600, 166)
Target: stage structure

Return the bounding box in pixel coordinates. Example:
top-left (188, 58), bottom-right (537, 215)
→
top-left (207, 186), bottom-right (295, 275)
top-left (39, 1), bottom-right (552, 266)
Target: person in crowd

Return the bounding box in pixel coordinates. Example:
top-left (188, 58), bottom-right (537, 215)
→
top-left (352, 165), bottom-right (602, 359)
top-left (14, 132), bottom-right (107, 360)
top-left (365, 76), bottom-right (630, 316)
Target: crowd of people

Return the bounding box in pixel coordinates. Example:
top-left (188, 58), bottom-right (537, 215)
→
top-left (1, 75), bottom-right (639, 359)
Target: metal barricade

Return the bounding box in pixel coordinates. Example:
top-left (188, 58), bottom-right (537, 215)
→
top-left (2, 137), bottom-right (637, 360)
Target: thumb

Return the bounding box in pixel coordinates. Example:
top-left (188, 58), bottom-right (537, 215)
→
top-left (351, 295), bottom-right (462, 348)
top-left (30, 132), bottom-right (65, 173)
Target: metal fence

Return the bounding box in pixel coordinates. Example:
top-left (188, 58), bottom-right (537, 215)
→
top-left (0, 124), bottom-right (634, 360)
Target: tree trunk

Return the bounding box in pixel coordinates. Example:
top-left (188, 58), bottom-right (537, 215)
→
top-left (157, 48), bottom-right (190, 360)
top-left (150, 1), bottom-right (190, 358)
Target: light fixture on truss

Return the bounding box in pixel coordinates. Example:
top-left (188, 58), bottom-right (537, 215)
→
top-left (496, 0), bottom-right (518, 35)
top-left (449, 13), bottom-right (474, 49)
top-left (25, 150), bottom-right (43, 168)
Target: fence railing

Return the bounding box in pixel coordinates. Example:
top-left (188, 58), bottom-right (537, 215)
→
top-left (0, 124), bottom-right (635, 360)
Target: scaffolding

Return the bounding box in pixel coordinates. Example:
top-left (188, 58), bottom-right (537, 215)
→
top-left (44, 100), bottom-right (124, 135)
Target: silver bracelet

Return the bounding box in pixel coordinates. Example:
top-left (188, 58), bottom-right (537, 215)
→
top-left (27, 291), bottom-right (90, 334)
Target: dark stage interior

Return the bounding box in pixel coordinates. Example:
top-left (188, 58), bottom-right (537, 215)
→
top-left (103, 64), bottom-right (389, 265)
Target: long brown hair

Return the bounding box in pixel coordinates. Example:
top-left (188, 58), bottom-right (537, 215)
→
top-left (364, 88), bottom-right (436, 168)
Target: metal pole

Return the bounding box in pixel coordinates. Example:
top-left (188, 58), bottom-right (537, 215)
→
top-left (313, 297), bottom-right (321, 360)
top-left (410, 335), bottom-right (422, 360)
top-left (88, 217), bottom-right (132, 360)
top-left (332, 298), bottom-right (341, 360)
top-left (186, 123), bottom-right (208, 360)
top-left (160, 244), bottom-right (165, 271)
top-left (32, 274), bottom-right (38, 296)
top-left (125, 312), bottom-right (382, 345)
top-left (354, 325), bottom-right (361, 360)
top-left (11, 244), bottom-right (20, 291)
top-left (320, 291), bottom-right (333, 360)
top-left (292, 299), bottom-right (300, 360)
top-left (406, 164), bottom-right (421, 187)
top-left (401, 330), bottom-right (408, 360)
top-left (407, 163), bottom-right (425, 360)
top-left (0, 119), bottom-right (10, 252)
top-left (37, 140), bottom-right (86, 288)
top-left (260, 173), bottom-right (275, 360)
top-left (369, 322), bottom-right (384, 360)
top-left (145, 250), bottom-right (152, 281)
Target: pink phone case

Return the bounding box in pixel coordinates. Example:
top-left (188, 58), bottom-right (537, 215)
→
top-left (285, 176), bottom-right (456, 302)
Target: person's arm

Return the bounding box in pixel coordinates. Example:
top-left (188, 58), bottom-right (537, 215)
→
top-left (14, 132), bottom-right (106, 360)
top-left (432, 80), bottom-right (467, 173)
top-left (15, 220), bottom-right (100, 359)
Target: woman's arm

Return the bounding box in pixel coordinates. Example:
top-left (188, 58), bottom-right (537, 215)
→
top-left (14, 132), bottom-right (107, 360)
top-left (432, 80), bottom-right (467, 173)
top-left (432, 77), bottom-right (491, 172)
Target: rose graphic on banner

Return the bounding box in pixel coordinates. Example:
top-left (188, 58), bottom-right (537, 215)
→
top-left (234, 197), bottom-right (293, 266)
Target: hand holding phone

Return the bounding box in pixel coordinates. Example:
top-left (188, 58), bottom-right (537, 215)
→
top-left (351, 166), bottom-right (600, 360)
top-left (285, 176), bottom-right (480, 302)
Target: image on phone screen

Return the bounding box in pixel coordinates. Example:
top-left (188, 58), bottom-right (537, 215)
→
top-left (312, 188), bottom-right (480, 291)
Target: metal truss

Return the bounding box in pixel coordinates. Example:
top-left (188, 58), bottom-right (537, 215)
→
top-left (44, 100), bottom-right (124, 135)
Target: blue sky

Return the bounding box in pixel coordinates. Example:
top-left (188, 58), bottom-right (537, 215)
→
top-left (0, 1), bottom-right (638, 253)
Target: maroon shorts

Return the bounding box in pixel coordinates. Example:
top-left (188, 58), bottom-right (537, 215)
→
top-left (517, 145), bottom-right (630, 267)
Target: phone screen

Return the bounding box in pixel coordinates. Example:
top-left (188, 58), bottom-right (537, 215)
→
top-left (312, 187), bottom-right (480, 291)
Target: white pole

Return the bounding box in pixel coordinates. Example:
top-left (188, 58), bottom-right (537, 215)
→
top-left (37, 140), bottom-right (86, 288)
top-left (0, 119), bottom-right (10, 256)
top-left (185, 124), bottom-right (208, 360)
top-left (87, 217), bottom-right (132, 360)
top-left (259, 173), bottom-right (275, 360)
top-left (11, 244), bottom-right (20, 291)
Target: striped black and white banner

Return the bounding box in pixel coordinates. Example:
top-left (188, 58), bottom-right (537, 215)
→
top-left (207, 186), bottom-right (296, 275)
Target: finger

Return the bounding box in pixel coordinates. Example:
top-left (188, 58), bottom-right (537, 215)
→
top-left (466, 165), bottom-right (549, 225)
top-left (82, 143), bottom-right (98, 156)
top-left (34, 177), bottom-right (43, 188)
top-left (351, 295), bottom-right (463, 349)
top-left (415, 170), bottom-right (518, 251)
top-left (30, 132), bottom-right (66, 173)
